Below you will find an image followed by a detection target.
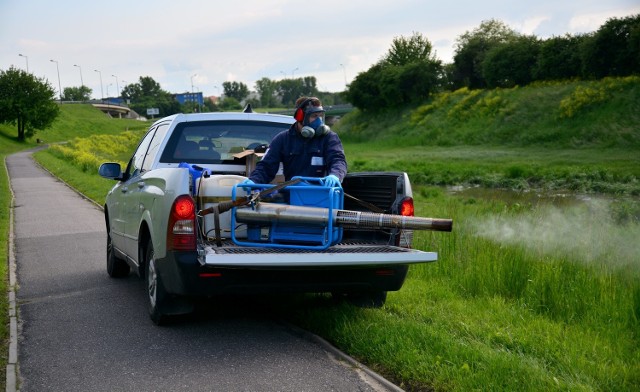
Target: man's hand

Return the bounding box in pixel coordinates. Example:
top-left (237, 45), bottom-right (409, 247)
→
top-left (322, 174), bottom-right (341, 188)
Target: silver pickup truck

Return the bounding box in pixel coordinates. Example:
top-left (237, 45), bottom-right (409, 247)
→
top-left (99, 110), bottom-right (448, 324)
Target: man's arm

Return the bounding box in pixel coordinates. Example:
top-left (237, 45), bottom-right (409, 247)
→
top-left (248, 133), bottom-right (284, 184)
top-left (325, 132), bottom-right (347, 181)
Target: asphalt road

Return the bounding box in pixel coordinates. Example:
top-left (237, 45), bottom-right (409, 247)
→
top-left (7, 150), bottom-right (397, 392)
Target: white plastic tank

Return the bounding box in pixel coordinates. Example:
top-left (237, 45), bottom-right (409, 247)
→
top-left (195, 175), bottom-right (249, 239)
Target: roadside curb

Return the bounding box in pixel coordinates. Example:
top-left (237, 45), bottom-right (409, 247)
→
top-left (281, 320), bottom-right (404, 392)
top-left (5, 155), bottom-right (18, 392)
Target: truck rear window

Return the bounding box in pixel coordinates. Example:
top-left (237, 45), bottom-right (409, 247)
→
top-left (160, 120), bottom-right (290, 164)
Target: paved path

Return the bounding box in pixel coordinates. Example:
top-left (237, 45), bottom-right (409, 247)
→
top-left (6, 150), bottom-right (399, 392)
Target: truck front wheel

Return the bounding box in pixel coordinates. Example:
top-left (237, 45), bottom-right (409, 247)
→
top-left (107, 231), bottom-right (130, 278)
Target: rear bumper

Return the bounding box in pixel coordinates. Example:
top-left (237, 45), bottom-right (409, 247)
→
top-left (200, 243), bottom-right (437, 267)
top-left (156, 244), bottom-right (434, 297)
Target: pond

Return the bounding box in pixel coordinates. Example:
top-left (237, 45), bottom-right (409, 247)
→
top-left (449, 185), bottom-right (640, 208)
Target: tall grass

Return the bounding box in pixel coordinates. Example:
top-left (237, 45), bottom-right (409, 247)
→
top-left (48, 130), bottom-right (144, 173)
top-left (412, 188), bottom-right (639, 326)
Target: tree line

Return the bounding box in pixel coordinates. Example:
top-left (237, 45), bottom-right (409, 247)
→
top-left (346, 14), bottom-right (640, 111)
top-left (1, 14), bottom-right (637, 140)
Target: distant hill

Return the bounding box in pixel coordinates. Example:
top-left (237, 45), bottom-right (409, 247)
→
top-left (336, 76), bottom-right (640, 148)
top-left (0, 103), bottom-right (147, 147)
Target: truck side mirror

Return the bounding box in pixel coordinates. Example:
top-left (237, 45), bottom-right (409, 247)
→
top-left (99, 162), bottom-right (124, 180)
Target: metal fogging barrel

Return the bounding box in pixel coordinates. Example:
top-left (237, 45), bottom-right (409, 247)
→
top-left (235, 203), bottom-right (453, 232)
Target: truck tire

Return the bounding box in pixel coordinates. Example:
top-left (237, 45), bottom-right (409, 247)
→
top-left (145, 239), bottom-right (168, 325)
top-left (107, 231), bottom-right (130, 278)
top-left (346, 291), bottom-right (387, 308)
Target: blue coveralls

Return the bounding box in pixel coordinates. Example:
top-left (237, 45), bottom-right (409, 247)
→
top-left (248, 124), bottom-right (347, 184)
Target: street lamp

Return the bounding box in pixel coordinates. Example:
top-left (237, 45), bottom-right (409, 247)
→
top-left (191, 73), bottom-right (197, 94)
top-left (280, 71), bottom-right (286, 79)
top-left (94, 69), bottom-right (104, 100)
top-left (74, 64), bottom-right (83, 87)
top-left (291, 67), bottom-right (299, 79)
top-left (50, 59), bottom-right (62, 101)
top-left (340, 63), bottom-right (347, 87)
top-left (18, 54), bottom-right (29, 72)
top-left (190, 73), bottom-right (198, 107)
top-left (111, 74), bottom-right (119, 98)
top-left (107, 83), bottom-right (113, 97)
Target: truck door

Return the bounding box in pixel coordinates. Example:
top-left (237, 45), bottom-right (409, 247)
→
top-left (119, 124), bottom-right (169, 259)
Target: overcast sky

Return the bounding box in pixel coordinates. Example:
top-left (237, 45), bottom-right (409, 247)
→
top-left (1, 0), bottom-right (638, 100)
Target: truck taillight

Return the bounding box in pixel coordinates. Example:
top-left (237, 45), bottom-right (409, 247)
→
top-left (400, 197), bottom-right (414, 217)
top-left (397, 197), bottom-right (414, 248)
top-left (167, 195), bottom-right (196, 251)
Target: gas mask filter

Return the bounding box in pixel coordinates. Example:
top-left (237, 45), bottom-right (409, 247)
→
top-left (301, 111), bottom-right (330, 138)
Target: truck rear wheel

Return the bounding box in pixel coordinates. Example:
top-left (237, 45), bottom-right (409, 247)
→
top-left (107, 231), bottom-right (130, 278)
top-left (346, 291), bottom-right (387, 308)
top-left (333, 291), bottom-right (387, 308)
top-left (145, 239), bottom-right (168, 325)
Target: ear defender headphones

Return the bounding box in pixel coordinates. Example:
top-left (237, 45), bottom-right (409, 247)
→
top-left (294, 98), bottom-right (314, 122)
top-left (294, 97), bottom-right (330, 138)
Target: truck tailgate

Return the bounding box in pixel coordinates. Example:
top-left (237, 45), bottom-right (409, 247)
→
top-left (199, 243), bottom-right (437, 267)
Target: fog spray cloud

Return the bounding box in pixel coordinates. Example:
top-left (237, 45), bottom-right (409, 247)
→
top-left (470, 198), bottom-right (640, 271)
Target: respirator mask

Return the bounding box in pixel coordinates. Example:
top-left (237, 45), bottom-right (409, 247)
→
top-left (300, 108), bottom-right (330, 138)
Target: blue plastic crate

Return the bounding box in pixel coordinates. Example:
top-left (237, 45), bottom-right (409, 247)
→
top-left (231, 177), bottom-right (343, 250)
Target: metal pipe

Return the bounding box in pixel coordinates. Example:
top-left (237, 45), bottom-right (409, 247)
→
top-left (235, 203), bottom-right (452, 232)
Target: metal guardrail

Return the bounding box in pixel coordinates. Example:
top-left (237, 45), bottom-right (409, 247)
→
top-left (269, 104), bottom-right (353, 116)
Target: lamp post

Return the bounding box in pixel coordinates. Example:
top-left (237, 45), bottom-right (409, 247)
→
top-left (191, 74), bottom-right (197, 94)
top-left (340, 63), bottom-right (347, 88)
top-left (291, 67), bottom-right (299, 79)
top-left (190, 73), bottom-right (197, 106)
top-left (280, 71), bottom-right (286, 79)
top-left (18, 54), bottom-right (29, 72)
top-left (94, 69), bottom-right (104, 101)
top-left (50, 59), bottom-right (62, 101)
top-left (73, 64), bottom-right (83, 87)
top-left (111, 74), bottom-right (119, 98)
top-left (193, 85), bottom-right (201, 112)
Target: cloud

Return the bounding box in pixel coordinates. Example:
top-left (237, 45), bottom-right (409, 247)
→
top-left (569, 7), bottom-right (640, 32)
top-left (2, 0), bottom-right (638, 97)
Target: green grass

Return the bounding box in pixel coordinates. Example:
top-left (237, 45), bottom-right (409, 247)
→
top-left (345, 145), bottom-right (640, 195)
top-left (3, 79), bottom-right (640, 391)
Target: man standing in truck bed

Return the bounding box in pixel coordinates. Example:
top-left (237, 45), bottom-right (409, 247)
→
top-left (247, 96), bottom-right (347, 187)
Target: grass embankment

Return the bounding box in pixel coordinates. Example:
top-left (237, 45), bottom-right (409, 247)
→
top-left (0, 104), bottom-right (148, 390)
top-left (340, 76), bottom-right (640, 195)
top-left (23, 78), bottom-right (640, 391)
